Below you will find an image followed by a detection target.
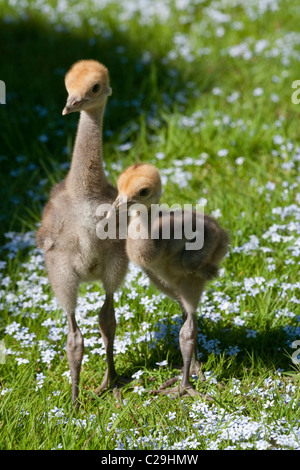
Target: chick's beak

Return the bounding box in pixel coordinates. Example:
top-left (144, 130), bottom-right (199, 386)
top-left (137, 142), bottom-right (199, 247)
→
top-left (106, 195), bottom-right (128, 219)
top-left (62, 95), bottom-right (86, 115)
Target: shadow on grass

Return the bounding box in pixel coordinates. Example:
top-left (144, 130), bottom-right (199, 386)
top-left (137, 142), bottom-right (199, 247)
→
top-left (0, 15), bottom-right (216, 238)
top-left (128, 314), bottom-right (298, 380)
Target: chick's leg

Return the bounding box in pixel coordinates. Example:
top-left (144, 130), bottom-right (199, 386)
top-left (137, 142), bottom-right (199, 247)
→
top-left (97, 293), bottom-right (131, 397)
top-left (150, 282), bottom-right (210, 399)
top-left (66, 312), bottom-right (84, 405)
top-left (98, 293), bottom-right (118, 390)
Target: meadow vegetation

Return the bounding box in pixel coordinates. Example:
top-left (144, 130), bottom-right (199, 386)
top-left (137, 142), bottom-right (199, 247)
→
top-left (0, 0), bottom-right (299, 450)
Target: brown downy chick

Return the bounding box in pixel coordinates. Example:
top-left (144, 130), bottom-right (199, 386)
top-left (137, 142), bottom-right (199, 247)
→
top-left (36, 60), bottom-right (128, 405)
top-left (109, 163), bottom-right (229, 397)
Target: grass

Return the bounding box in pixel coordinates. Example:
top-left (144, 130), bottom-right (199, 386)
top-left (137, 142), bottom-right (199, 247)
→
top-left (0, 0), bottom-right (300, 450)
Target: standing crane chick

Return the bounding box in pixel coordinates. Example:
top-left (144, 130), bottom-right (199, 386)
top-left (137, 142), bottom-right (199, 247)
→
top-left (36, 60), bottom-right (128, 405)
top-left (108, 164), bottom-right (229, 397)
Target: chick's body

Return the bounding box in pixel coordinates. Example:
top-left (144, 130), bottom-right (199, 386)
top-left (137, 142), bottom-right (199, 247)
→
top-left (111, 164), bottom-right (229, 396)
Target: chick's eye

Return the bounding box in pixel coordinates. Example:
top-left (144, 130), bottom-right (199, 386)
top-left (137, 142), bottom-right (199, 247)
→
top-left (139, 188), bottom-right (150, 197)
top-left (92, 83), bottom-right (100, 93)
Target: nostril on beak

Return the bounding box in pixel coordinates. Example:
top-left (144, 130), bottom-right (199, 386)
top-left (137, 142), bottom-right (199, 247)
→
top-left (62, 96), bottom-right (82, 115)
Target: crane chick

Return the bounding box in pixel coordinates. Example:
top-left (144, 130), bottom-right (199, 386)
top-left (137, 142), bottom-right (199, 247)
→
top-left (36, 60), bottom-right (128, 405)
top-left (107, 163), bottom-right (229, 397)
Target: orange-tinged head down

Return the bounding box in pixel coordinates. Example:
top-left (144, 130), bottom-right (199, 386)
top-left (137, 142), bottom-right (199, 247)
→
top-left (117, 164), bottom-right (162, 204)
top-left (62, 60), bottom-right (112, 115)
top-left (108, 164), bottom-right (162, 216)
